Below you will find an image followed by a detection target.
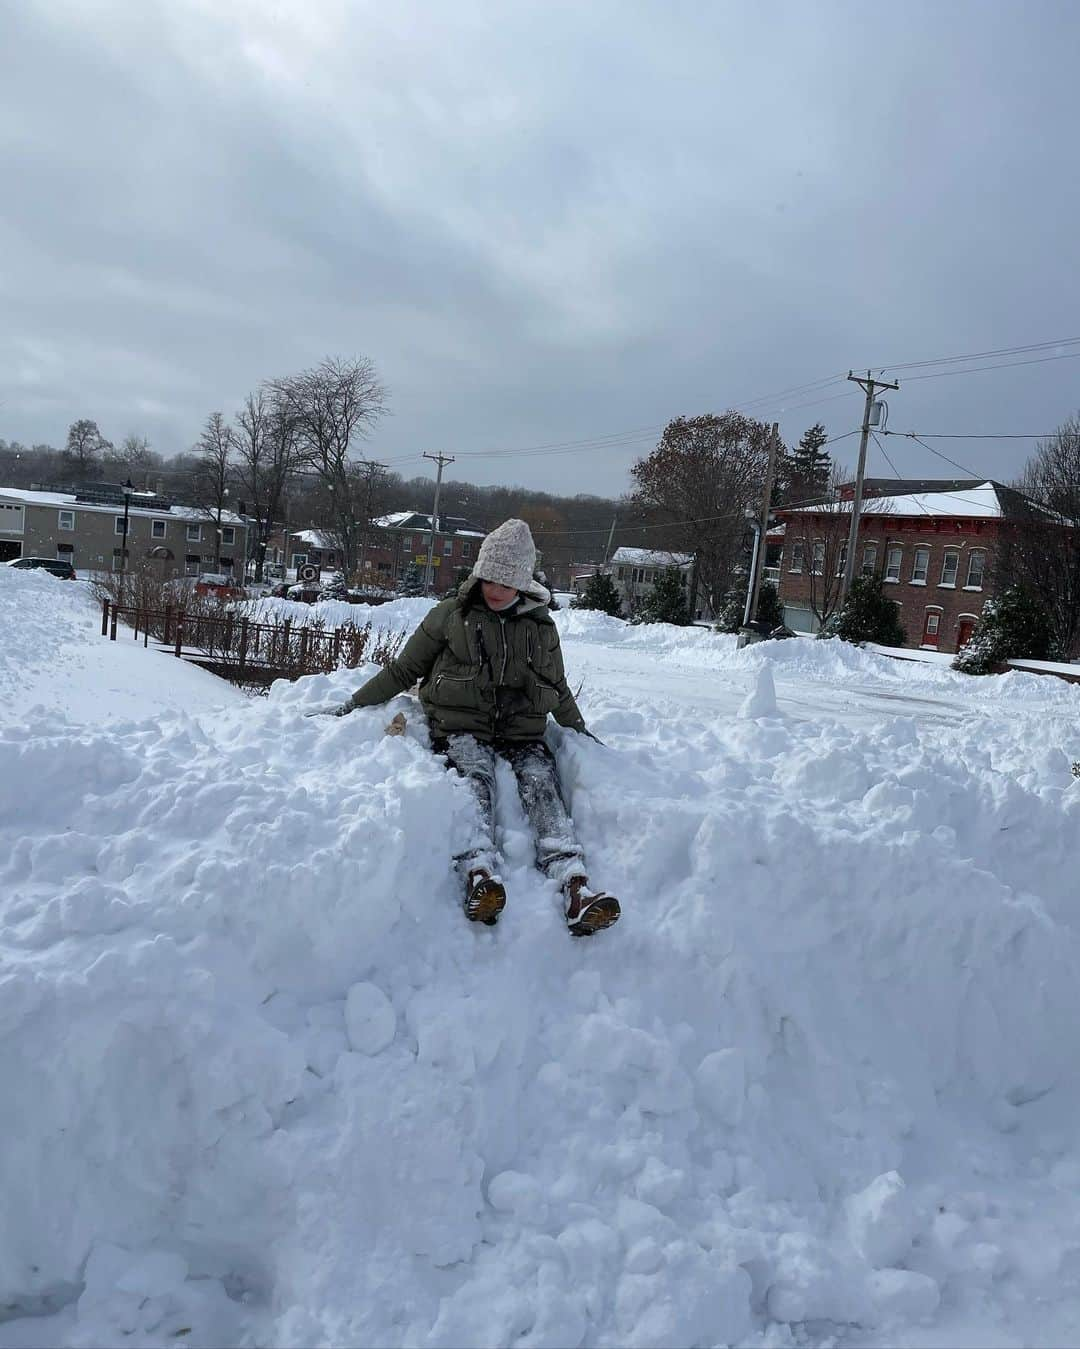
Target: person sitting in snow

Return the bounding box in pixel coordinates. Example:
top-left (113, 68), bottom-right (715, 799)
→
top-left (328, 518), bottom-right (620, 937)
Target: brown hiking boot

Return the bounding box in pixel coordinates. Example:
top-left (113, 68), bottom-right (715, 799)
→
top-left (464, 868), bottom-right (507, 926)
top-left (564, 876), bottom-right (620, 937)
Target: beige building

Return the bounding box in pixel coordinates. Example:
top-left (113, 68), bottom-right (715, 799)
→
top-left (0, 484), bottom-right (250, 578)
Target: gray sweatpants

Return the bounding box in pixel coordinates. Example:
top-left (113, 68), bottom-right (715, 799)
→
top-left (434, 734), bottom-right (586, 888)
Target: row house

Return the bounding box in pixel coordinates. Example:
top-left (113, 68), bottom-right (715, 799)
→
top-left (0, 483), bottom-right (249, 579)
top-left (608, 546), bottom-right (694, 616)
top-left (281, 511), bottom-right (487, 593)
top-left (776, 479), bottom-right (1033, 652)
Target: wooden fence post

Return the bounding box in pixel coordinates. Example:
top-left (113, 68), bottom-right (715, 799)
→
top-left (110, 605), bottom-right (118, 641)
top-left (238, 618), bottom-right (249, 675)
top-left (101, 599), bottom-right (110, 636)
top-left (175, 614), bottom-right (184, 658)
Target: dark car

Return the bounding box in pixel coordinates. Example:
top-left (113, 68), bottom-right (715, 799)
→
top-left (7, 556), bottom-right (77, 580)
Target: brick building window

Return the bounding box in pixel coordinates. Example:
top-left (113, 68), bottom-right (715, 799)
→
top-left (811, 541), bottom-right (825, 575)
top-left (152, 519), bottom-right (167, 539)
top-left (58, 510), bottom-right (75, 531)
top-left (965, 550), bottom-right (986, 589)
top-left (911, 547), bottom-right (930, 584)
top-left (57, 543), bottom-right (74, 561)
top-left (443, 539), bottom-right (453, 555)
top-left (115, 516), bottom-right (128, 536)
top-left (940, 550), bottom-right (960, 587)
top-left (187, 524), bottom-right (202, 542)
top-left (861, 542), bottom-right (878, 575)
top-left (462, 541), bottom-right (472, 559)
top-left (221, 527), bottom-right (235, 546)
top-left (885, 545), bottom-right (903, 582)
top-left (834, 543), bottom-right (847, 577)
top-left (789, 542), bottom-right (804, 573)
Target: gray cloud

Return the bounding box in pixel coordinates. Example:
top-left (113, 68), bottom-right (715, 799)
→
top-left (3, 0), bottom-right (1080, 495)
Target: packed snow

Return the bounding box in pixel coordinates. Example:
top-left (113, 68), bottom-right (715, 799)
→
top-left (3, 567), bottom-right (1080, 1347)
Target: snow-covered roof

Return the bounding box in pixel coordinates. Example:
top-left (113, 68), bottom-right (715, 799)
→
top-left (610, 546), bottom-right (693, 567)
top-left (372, 509), bottom-right (486, 539)
top-left (290, 529), bottom-right (336, 548)
top-left (0, 486), bottom-right (246, 525)
top-left (781, 482), bottom-right (1011, 520)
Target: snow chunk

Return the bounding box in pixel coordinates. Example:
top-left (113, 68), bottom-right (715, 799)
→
top-left (739, 664), bottom-right (778, 718)
top-left (344, 982), bottom-right (396, 1055)
top-left (846, 1171), bottom-right (921, 1268)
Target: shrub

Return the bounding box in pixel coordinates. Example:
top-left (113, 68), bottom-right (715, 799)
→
top-left (833, 574), bottom-right (906, 647)
top-left (571, 571), bottom-right (623, 617)
top-left (953, 588), bottom-right (1053, 674)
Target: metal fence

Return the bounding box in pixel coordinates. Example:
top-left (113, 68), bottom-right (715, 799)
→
top-left (101, 598), bottom-right (405, 687)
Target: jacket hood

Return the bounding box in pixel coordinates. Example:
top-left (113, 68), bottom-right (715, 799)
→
top-left (457, 573), bottom-right (553, 618)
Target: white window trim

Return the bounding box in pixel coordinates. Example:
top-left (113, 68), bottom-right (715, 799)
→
top-left (884, 545), bottom-right (903, 583)
top-left (964, 550), bottom-right (986, 590)
top-left (152, 519), bottom-right (167, 539)
top-left (911, 547), bottom-right (930, 585)
top-left (811, 541), bottom-right (826, 576)
top-left (939, 549), bottom-right (960, 588)
top-left (221, 526), bottom-right (235, 545)
top-left (115, 516), bottom-right (129, 536)
top-left (58, 510), bottom-right (75, 531)
top-left (789, 543), bottom-right (805, 574)
top-left (861, 544), bottom-right (878, 576)
top-left (186, 523), bottom-right (202, 543)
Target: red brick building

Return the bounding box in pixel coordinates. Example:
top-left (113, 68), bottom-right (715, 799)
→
top-left (776, 479), bottom-right (1033, 653)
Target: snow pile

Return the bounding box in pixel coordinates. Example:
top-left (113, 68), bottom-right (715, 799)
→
top-left (236, 593), bottom-right (433, 636)
top-left (3, 590), bottom-right (1080, 1346)
top-left (0, 565), bottom-right (243, 724)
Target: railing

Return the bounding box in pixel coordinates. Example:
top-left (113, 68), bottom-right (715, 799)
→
top-left (101, 599), bottom-right (404, 687)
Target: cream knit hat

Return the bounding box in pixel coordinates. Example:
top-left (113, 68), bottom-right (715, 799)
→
top-left (472, 518), bottom-right (537, 591)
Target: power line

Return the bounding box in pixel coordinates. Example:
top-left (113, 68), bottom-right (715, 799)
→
top-left (874, 336), bottom-right (1080, 374)
top-left (901, 350), bottom-right (1080, 382)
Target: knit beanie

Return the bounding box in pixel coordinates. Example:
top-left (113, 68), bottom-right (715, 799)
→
top-left (472, 518), bottom-right (537, 591)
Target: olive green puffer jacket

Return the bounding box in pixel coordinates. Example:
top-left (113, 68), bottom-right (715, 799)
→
top-left (344, 579), bottom-right (586, 742)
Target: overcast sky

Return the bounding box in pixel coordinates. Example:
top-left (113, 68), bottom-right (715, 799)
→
top-left (3, 0), bottom-right (1080, 497)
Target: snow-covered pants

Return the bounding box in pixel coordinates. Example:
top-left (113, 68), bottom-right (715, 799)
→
top-left (434, 734), bottom-right (586, 888)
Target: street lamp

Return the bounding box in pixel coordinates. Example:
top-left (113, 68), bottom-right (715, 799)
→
top-left (120, 478), bottom-right (134, 585)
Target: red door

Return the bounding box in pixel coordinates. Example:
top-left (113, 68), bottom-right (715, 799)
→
top-left (956, 617), bottom-right (976, 649)
top-left (921, 610), bottom-right (941, 648)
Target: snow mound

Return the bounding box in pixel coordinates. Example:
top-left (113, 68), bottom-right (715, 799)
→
top-left (3, 584), bottom-right (1080, 1346)
top-left (237, 594), bottom-right (434, 635)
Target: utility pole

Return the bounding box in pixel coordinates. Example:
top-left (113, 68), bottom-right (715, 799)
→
top-left (747, 422), bottom-right (781, 625)
top-left (602, 516), bottom-right (618, 568)
top-left (840, 371), bottom-right (900, 600)
top-left (423, 452), bottom-right (455, 592)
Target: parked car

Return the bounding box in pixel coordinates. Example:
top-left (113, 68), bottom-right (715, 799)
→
top-left (6, 556), bottom-right (77, 580)
top-left (194, 573), bottom-right (244, 599)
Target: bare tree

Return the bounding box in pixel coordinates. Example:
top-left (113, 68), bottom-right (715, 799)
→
top-left (630, 412), bottom-right (771, 617)
top-left (63, 419), bottom-right (111, 480)
top-left (781, 466), bottom-right (853, 629)
top-left (234, 387), bottom-right (302, 581)
top-left (192, 411), bottom-right (236, 573)
top-left (1004, 416), bottom-right (1080, 657)
top-left (269, 355), bottom-right (387, 578)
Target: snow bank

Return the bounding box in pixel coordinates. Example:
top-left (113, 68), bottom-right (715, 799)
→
top-left (3, 586), bottom-right (1080, 1346)
top-left (236, 594), bottom-right (434, 635)
top-left (0, 565), bottom-right (242, 724)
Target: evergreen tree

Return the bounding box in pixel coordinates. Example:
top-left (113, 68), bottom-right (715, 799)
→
top-left (952, 587), bottom-right (1053, 674)
top-left (571, 571), bottom-right (623, 617)
top-left (786, 423), bottom-right (832, 502)
top-left (715, 580), bottom-right (783, 633)
top-left (397, 561), bottom-right (425, 597)
top-left (320, 571), bottom-right (349, 600)
top-left (832, 574), bottom-right (906, 646)
top-left (635, 568), bottom-right (691, 625)
top-left (756, 580), bottom-right (783, 629)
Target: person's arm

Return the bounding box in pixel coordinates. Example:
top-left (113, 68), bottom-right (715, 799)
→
top-left (337, 603), bottom-right (450, 714)
top-left (546, 630), bottom-right (588, 734)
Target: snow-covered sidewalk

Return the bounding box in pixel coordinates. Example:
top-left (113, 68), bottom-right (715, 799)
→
top-left (2, 573), bottom-right (1080, 1347)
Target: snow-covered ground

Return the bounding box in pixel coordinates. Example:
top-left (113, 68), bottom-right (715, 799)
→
top-left (3, 569), bottom-right (1080, 1348)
